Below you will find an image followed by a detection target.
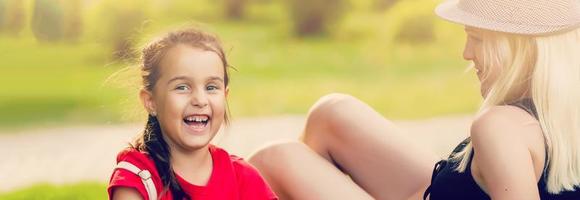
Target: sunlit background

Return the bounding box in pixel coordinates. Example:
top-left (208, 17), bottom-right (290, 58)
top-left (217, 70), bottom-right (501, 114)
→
top-left (0, 0), bottom-right (480, 198)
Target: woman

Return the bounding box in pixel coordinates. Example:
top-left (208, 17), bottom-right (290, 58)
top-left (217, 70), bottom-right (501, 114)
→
top-left (248, 0), bottom-right (580, 199)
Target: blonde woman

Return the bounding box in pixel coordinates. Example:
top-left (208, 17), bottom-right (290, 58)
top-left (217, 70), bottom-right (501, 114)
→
top-left (248, 0), bottom-right (580, 199)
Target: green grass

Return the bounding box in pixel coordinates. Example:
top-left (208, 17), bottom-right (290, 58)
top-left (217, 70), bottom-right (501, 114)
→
top-left (0, 0), bottom-right (482, 129)
top-left (212, 19), bottom-right (481, 119)
top-left (0, 182), bottom-right (107, 200)
top-left (0, 37), bottom-right (126, 127)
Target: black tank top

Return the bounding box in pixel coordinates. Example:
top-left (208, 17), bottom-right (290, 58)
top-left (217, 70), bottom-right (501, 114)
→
top-left (423, 99), bottom-right (580, 200)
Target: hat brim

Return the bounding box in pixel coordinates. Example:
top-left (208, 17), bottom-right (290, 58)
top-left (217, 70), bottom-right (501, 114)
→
top-left (435, 0), bottom-right (575, 35)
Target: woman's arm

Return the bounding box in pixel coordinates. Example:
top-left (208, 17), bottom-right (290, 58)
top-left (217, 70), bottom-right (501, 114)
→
top-left (471, 106), bottom-right (543, 200)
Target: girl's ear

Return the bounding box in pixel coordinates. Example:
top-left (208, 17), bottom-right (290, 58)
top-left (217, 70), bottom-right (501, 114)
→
top-left (225, 86), bottom-right (229, 98)
top-left (140, 89), bottom-right (157, 116)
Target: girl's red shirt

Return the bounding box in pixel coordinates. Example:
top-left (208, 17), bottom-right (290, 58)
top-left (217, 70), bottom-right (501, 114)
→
top-left (108, 144), bottom-right (278, 200)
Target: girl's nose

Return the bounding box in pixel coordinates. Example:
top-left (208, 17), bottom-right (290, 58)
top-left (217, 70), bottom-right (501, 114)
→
top-left (191, 92), bottom-right (209, 108)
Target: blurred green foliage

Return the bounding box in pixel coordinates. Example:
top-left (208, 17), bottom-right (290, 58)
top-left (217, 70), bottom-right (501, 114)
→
top-left (62, 0), bottom-right (83, 41)
top-left (31, 0), bottom-right (65, 41)
top-left (224, 0), bottom-right (247, 20)
top-left (94, 0), bottom-right (151, 60)
top-left (0, 0), bottom-right (26, 35)
top-left (286, 0), bottom-right (347, 36)
top-left (0, 182), bottom-right (107, 200)
top-left (374, 0), bottom-right (398, 11)
top-left (0, 0), bottom-right (481, 128)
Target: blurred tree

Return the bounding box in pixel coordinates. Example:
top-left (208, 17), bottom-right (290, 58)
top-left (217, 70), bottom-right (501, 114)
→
top-left (287, 0), bottom-right (347, 37)
top-left (98, 0), bottom-right (149, 61)
top-left (374, 0), bottom-right (397, 11)
top-left (159, 0), bottom-right (218, 22)
top-left (4, 0), bottom-right (26, 35)
top-left (395, 15), bottom-right (434, 44)
top-left (63, 0), bottom-right (83, 42)
top-left (378, 0), bottom-right (437, 46)
top-left (32, 0), bottom-right (64, 42)
top-left (224, 0), bottom-right (246, 20)
top-left (0, 0), bottom-right (7, 32)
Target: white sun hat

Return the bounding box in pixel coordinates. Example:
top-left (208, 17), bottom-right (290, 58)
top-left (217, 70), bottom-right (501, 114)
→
top-left (435, 0), bottom-right (580, 35)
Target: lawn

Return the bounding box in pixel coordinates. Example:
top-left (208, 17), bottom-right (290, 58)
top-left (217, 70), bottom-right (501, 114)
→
top-left (0, 0), bottom-right (481, 129)
top-left (0, 182), bottom-right (107, 200)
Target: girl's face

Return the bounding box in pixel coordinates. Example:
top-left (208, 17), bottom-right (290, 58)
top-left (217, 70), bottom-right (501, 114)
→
top-left (141, 44), bottom-right (228, 152)
top-left (463, 27), bottom-right (500, 97)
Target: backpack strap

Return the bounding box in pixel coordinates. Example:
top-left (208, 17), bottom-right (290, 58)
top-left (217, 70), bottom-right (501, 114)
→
top-left (115, 161), bottom-right (158, 200)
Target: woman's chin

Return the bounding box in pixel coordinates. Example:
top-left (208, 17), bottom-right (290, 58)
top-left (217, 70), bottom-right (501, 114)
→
top-left (480, 87), bottom-right (491, 98)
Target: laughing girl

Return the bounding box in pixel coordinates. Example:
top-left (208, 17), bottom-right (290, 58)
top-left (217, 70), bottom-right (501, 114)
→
top-left (107, 28), bottom-right (277, 200)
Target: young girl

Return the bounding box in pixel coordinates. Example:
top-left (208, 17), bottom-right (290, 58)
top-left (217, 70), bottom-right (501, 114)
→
top-left (107, 28), bottom-right (277, 200)
top-left (248, 0), bottom-right (580, 199)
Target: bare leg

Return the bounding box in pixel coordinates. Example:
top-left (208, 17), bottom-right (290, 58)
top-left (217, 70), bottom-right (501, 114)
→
top-left (249, 93), bottom-right (438, 200)
top-left (301, 93), bottom-right (438, 200)
top-left (249, 141), bottom-right (374, 200)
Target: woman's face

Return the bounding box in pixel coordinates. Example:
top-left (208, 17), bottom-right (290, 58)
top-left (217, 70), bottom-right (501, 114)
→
top-left (463, 27), bottom-right (500, 97)
top-left (141, 44), bottom-right (228, 153)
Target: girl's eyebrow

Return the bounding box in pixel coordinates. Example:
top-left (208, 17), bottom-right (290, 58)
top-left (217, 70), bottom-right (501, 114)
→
top-left (207, 76), bottom-right (224, 83)
top-left (167, 76), bottom-right (224, 84)
top-left (167, 76), bottom-right (189, 84)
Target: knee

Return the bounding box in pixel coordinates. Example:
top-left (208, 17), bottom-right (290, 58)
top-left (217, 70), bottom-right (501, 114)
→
top-left (302, 94), bottom-right (356, 141)
top-left (307, 93), bottom-right (359, 124)
top-left (248, 141), bottom-right (307, 172)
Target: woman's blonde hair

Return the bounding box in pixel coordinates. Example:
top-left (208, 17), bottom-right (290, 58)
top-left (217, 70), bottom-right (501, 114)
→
top-left (453, 27), bottom-right (580, 194)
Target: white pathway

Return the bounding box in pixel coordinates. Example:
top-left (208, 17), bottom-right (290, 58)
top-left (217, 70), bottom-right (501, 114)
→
top-left (0, 115), bottom-right (472, 192)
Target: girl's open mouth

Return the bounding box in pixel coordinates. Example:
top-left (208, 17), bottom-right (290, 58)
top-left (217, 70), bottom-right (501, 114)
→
top-left (183, 114), bottom-right (210, 131)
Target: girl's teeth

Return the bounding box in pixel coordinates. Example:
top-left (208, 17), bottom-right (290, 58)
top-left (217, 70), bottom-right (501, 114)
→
top-left (185, 115), bottom-right (209, 122)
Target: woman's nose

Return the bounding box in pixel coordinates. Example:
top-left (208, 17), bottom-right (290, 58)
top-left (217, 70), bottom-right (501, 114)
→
top-left (463, 40), bottom-right (475, 61)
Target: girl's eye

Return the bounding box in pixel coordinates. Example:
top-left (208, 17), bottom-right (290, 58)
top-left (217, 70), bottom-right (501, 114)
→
top-left (206, 85), bottom-right (218, 91)
top-left (176, 85), bottom-right (190, 91)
